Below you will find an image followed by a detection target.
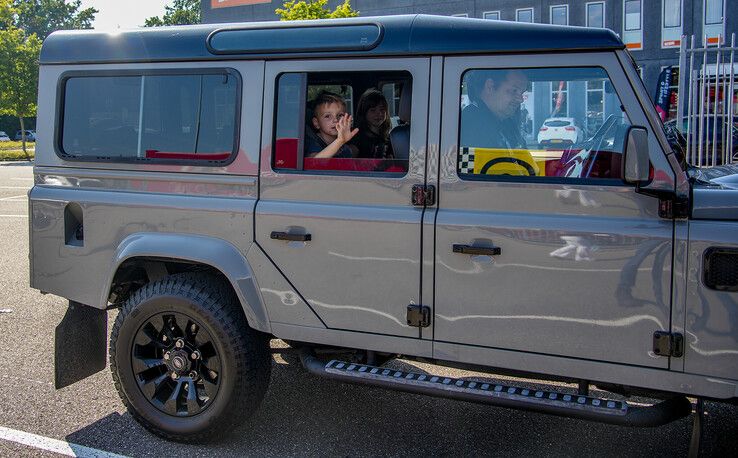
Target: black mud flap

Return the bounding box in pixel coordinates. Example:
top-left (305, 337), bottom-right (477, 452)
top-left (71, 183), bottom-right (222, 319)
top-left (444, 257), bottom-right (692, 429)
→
top-left (54, 301), bottom-right (107, 389)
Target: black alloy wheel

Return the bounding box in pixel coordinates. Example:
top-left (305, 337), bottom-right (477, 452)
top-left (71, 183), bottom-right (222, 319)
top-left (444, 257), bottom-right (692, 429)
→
top-left (131, 311), bottom-right (221, 417)
top-left (110, 273), bottom-right (271, 442)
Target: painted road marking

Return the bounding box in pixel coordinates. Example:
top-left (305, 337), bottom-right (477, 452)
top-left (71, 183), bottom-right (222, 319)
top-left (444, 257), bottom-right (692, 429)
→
top-left (0, 426), bottom-right (130, 458)
top-left (10, 178), bottom-right (33, 181)
top-left (0, 195), bottom-right (27, 201)
top-left (0, 186), bottom-right (30, 189)
top-left (0, 214), bottom-right (28, 217)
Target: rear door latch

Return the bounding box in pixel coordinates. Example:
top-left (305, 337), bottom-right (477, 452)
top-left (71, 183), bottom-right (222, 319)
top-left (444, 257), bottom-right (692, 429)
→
top-left (653, 331), bottom-right (684, 357)
top-left (407, 305), bottom-right (431, 328)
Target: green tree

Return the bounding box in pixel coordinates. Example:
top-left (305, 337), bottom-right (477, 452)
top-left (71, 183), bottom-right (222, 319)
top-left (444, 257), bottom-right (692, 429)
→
top-left (11, 0), bottom-right (97, 41)
top-left (0, 26), bottom-right (41, 159)
top-left (144, 0), bottom-right (200, 27)
top-left (0, 0), bottom-right (14, 29)
top-left (276, 0), bottom-right (358, 20)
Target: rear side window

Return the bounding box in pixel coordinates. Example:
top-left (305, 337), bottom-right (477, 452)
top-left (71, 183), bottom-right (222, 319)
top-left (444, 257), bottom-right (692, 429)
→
top-left (59, 70), bottom-right (240, 163)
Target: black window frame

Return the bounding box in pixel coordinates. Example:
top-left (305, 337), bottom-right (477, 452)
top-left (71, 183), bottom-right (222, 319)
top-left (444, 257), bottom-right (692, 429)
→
top-left (55, 68), bottom-right (242, 166)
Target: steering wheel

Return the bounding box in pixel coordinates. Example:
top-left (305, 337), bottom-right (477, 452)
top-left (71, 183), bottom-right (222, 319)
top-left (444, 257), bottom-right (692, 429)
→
top-left (480, 157), bottom-right (537, 176)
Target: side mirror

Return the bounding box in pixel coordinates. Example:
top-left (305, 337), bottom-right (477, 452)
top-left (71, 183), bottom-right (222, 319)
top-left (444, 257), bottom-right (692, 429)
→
top-left (623, 126), bottom-right (650, 184)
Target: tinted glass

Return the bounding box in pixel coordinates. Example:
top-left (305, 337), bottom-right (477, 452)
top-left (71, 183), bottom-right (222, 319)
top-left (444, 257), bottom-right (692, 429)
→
top-left (705, 0), bottom-right (723, 25)
top-left (551, 6), bottom-right (568, 25)
top-left (61, 72), bottom-right (238, 162)
top-left (517, 9), bottom-right (533, 22)
top-left (663, 0), bottom-right (681, 27)
top-left (545, 120), bottom-right (571, 127)
top-left (625, 0), bottom-right (641, 31)
top-left (587, 3), bottom-right (604, 28)
top-left (209, 25), bottom-right (381, 54)
top-left (459, 67), bottom-right (631, 182)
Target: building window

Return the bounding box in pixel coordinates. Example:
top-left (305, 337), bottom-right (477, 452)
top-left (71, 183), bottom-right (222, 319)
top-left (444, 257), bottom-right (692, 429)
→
top-left (586, 2), bottom-right (605, 28)
top-left (662, 0), bottom-right (682, 47)
top-left (704, 0), bottom-right (723, 24)
top-left (452, 13), bottom-right (469, 18)
top-left (625, 0), bottom-right (641, 31)
top-left (703, 0), bottom-right (725, 45)
top-left (550, 81), bottom-right (569, 117)
top-left (516, 8), bottom-right (534, 23)
top-left (623, 0), bottom-right (643, 50)
top-left (586, 81), bottom-right (605, 137)
top-left (483, 11), bottom-right (500, 20)
top-left (551, 5), bottom-right (568, 25)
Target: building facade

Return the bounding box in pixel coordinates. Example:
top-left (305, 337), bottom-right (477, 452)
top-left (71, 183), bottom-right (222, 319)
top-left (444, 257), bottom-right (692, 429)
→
top-left (203, 0), bottom-right (736, 116)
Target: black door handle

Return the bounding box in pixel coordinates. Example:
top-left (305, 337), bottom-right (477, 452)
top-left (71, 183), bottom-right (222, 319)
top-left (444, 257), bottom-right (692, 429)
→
top-left (271, 231), bottom-right (312, 242)
top-left (452, 244), bottom-right (501, 256)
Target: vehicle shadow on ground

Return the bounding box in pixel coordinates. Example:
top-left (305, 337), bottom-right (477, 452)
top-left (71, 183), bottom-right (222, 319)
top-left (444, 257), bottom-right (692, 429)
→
top-left (0, 161), bottom-right (33, 166)
top-left (61, 353), bottom-right (738, 458)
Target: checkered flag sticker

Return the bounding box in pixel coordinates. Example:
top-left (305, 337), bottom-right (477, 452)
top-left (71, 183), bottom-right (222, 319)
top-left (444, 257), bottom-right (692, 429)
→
top-left (459, 147), bottom-right (475, 174)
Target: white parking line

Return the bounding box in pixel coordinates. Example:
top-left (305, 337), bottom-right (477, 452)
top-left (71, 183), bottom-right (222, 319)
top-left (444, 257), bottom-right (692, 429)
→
top-left (0, 186), bottom-right (30, 189)
top-left (0, 195), bottom-right (27, 201)
top-left (0, 214), bottom-right (27, 217)
top-left (0, 426), bottom-right (130, 458)
top-left (10, 178), bottom-right (33, 181)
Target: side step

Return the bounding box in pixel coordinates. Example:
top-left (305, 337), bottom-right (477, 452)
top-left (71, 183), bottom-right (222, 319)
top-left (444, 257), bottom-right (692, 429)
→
top-left (300, 352), bottom-right (691, 427)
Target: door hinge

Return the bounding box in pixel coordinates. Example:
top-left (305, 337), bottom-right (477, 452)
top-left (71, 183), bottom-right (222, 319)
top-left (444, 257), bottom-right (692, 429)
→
top-left (658, 196), bottom-right (689, 219)
top-left (653, 331), bottom-right (684, 357)
top-left (411, 184), bottom-right (436, 207)
top-left (407, 304), bottom-right (431, 328)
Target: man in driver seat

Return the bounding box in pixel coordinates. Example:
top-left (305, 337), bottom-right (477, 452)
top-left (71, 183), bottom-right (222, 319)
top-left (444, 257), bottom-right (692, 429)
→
top-left (461, 69), bottom-right (539, 176)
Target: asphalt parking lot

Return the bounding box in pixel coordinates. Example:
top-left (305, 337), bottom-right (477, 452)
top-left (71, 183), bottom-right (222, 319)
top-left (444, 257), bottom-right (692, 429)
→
top-left (1, 161), bottom-right (737, 457)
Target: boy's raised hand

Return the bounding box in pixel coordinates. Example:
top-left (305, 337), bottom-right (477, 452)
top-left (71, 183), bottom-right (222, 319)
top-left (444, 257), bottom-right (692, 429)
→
top-left (336, 114), bottom-right (359, 144)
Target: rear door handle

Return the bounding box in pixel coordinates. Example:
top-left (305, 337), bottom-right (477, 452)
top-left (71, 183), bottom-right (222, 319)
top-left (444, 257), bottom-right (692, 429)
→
top-left (452, 244), bottom-right (501, 256)
top-left (271, 231), bottom-right (312, 242)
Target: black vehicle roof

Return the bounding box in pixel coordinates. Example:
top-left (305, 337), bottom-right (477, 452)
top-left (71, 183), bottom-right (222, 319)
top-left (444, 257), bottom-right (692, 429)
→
top-left (40, 14), bottom-right (623, 65)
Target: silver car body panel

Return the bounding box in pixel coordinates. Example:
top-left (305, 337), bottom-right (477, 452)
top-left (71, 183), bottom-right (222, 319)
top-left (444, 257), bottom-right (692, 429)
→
top-left (433, 53), bottom-right (676, 369)
top-left (691, 187), bottom-right (738, 220)
top-left (256, 57), bottom-right (429, 340)
top-left (685, 221), bottom-right (738, 380)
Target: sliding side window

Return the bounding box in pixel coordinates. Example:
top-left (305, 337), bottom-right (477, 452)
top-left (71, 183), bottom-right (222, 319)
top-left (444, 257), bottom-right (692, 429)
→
top-left (273, 71), bottom-right (411, 175)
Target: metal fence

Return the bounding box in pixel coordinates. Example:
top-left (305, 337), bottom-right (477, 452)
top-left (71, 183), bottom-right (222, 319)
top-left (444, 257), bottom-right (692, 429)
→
top-left (677, 33), bottom-right (737, 167)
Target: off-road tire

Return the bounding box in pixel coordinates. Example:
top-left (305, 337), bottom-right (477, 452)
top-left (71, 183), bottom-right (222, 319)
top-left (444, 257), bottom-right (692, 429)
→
top-left (110, 273), bottom-right (271, 442)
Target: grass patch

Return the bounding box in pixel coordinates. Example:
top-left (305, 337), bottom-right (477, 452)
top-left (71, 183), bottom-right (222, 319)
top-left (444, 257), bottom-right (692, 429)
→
top-left (0, 143), bottom-right (34, 161)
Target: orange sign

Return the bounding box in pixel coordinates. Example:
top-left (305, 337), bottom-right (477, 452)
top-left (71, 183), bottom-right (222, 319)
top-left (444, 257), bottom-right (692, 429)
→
top-left (211, 0), bottom-right (271, 8)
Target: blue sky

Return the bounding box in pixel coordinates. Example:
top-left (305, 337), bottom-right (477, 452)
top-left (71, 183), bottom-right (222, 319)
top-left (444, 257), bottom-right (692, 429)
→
top-left (79, 0), bottom-right (171, 30)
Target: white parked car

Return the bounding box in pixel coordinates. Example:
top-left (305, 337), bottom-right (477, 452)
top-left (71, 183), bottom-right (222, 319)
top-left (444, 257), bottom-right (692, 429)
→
top-left (0, 131), bottom-right (10, 142)
top-left (537, 117), bottom-right (581, 146)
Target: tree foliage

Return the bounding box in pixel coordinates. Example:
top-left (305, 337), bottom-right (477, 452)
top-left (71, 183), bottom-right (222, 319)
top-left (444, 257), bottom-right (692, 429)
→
top-left (11, 0), bottom-right (96, 41)
top-left (145, 0), bottom-right (200, 27)
top-left (276, 0), bottom-right (358, 21)
top-left (0, 26), bottom-right (41, 159)
top-left (0, 0), bottom-right (14, 29)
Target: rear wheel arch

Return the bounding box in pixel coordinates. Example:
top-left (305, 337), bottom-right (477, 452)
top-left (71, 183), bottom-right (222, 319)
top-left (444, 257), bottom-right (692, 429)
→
top-left (103, 233), bottom-right (271, 333)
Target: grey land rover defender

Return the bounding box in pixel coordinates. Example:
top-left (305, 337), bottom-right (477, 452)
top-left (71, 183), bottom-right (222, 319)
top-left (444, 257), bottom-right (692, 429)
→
top-left (30, 15), bottom-right (738, 444)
